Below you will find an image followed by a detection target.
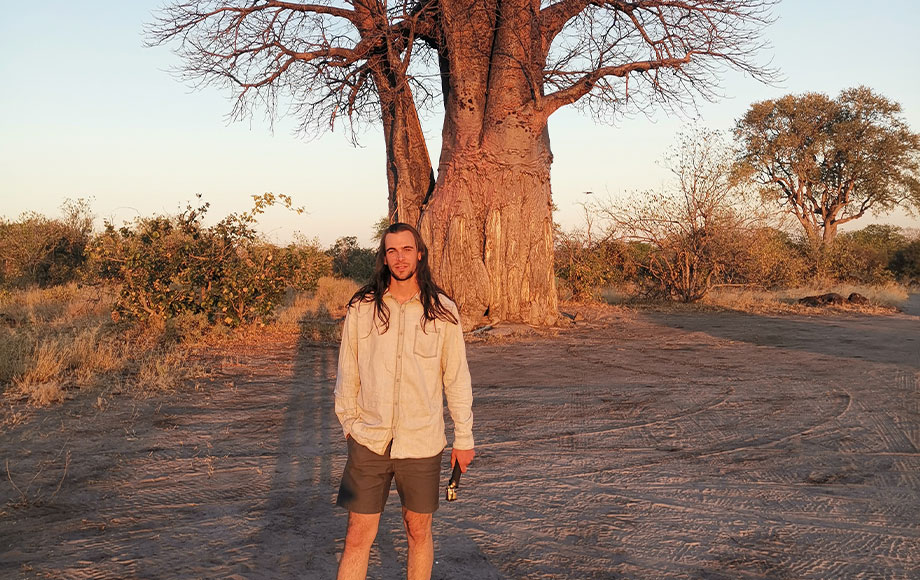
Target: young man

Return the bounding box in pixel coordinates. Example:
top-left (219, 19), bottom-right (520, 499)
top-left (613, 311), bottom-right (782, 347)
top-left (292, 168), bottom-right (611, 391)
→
top-left (334, 222), bottom-right (475, 580)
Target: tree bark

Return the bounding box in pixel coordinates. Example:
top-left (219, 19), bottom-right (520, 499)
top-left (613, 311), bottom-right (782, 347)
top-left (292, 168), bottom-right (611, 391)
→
top-left (822, 221), bottom-right (838, 246)
top-left (420, 136), bottom-right (558, 328)
top-left (378, 84), bottom-right (435, 228)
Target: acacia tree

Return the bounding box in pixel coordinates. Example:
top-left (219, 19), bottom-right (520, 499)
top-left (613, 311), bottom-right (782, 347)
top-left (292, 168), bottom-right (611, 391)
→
top-left (734, 86), bottom-right (920, 248)
top-left (150, 0), bottom-right (775, 326)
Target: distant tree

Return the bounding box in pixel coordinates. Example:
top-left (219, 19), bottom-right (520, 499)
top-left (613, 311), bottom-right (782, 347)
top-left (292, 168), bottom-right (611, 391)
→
top-left (734, 87), bottom-right (920, 247)
top-left (825, 224), bottom-right (907, 284)
top-left (371, 216), bottom-right (391, 243)
top-left (891, 238), bottom-right (920, 283)
top-left (150, 0), bottom-right (776, 325)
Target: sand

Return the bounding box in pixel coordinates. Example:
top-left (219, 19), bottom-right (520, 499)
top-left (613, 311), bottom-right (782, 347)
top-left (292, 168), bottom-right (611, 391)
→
top-left (1, 304), bottom-right (918, 579)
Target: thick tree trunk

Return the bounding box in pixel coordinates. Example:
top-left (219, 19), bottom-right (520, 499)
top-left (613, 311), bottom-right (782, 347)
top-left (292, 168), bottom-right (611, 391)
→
top-left (419, 0), bottom-right (558, 328)
top-left (420, 137), bottom-right (558, 328)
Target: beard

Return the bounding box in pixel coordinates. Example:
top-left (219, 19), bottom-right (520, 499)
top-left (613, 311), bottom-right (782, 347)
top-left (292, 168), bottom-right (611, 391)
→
top-left (389, 265), bottom-right (417, 282)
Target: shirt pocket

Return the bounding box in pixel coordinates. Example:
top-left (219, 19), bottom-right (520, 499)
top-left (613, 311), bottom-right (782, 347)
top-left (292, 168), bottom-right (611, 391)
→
top-left (413, 325), bottom-right (441, 359)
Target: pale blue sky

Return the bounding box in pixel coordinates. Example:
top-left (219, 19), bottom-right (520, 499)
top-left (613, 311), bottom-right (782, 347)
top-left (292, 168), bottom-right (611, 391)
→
top-left (1, 1), bottom-right (919, 246)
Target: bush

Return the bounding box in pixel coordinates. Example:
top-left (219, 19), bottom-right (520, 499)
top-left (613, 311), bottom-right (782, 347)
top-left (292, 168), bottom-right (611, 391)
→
top-left (286, 236), bottom-right (334, 292)
top-left (90, 194), bottom-right (319, 327)
top-left (891, 238), bottom-right (920, 283)
top-left (0, 199), bottom-right (93, 288)
top-left (723, 227), bottom-right (808, 288)
top-left (554, 234), bottom-right (637, 300)
top-left (825, 224), bottom-right (907, 284)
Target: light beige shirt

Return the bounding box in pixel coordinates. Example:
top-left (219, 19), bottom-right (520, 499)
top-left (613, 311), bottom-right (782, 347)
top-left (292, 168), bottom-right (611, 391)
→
top-left (334, 291), bottom-right (474, 459)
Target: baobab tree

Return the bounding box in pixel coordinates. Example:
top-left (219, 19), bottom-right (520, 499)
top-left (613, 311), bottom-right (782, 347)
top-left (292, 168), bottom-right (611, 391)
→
top-left (150, 0), bottom-right (776, 326)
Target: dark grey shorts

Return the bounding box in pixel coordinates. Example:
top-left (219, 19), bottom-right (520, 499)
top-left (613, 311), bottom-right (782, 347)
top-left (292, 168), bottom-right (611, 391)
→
top-left (336, 438), bottom-right (442, 514)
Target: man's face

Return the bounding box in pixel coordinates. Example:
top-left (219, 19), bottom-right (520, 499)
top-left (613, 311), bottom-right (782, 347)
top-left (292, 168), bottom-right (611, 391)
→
top-left (383, 230), bottom-right (422, 282)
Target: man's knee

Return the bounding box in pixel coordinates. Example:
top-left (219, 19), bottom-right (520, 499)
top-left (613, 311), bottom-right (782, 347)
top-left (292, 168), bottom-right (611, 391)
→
top-left (344, 512), bottom-right (381, 549)
top-left (402, 509), bottom-right (433, 543)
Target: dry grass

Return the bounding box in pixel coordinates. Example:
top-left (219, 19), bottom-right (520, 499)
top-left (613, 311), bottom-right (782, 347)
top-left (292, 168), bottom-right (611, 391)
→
top-left (0, 284), bottom-right (202, 408)
top-left (136, 348), bottom-right (192, 392)
top-left (592, 280), bottom-right (911, 316)
top-left (1, 285), bottom-right (130, 406)
top-left (598, 284), bottom-right (640, 305)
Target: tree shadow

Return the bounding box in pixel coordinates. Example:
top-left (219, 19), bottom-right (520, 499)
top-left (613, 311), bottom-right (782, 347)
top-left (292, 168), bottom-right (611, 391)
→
top-left (643, 309), bottom-right (920, 369)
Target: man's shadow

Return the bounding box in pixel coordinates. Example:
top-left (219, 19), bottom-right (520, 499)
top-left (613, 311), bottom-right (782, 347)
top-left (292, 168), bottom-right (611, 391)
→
top-left (249, 333), bottom-right (406, 578)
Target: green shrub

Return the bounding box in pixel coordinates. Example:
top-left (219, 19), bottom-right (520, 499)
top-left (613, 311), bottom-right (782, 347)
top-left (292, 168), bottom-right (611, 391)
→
top-left (327, 236), bottom-right (376, 283)
top-left (723, 227), bottom-right (808, 288)
top-left (90, 194), bottom-right (317, 327)
top-left (824, 224), bottom-right (907, 284)
top-left (554, 235), bottom-right (637, 300)
top-left (891, 239), bottom-right (920, 283)
top-left (287, 237), bottom-right (334, 292)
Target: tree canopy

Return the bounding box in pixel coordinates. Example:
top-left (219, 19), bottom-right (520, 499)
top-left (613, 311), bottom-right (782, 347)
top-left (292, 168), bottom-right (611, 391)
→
top-left (734, 86), bottom-right (920, 246)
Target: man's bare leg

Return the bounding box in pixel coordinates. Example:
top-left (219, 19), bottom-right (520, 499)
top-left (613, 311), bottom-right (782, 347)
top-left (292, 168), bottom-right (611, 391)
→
top-left (336, 512), bottom-right (381, 580)
top-left (402, 507), bottom-right (434, 580)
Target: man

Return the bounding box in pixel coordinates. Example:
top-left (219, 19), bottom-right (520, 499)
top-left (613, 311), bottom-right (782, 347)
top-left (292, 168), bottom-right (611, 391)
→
top-left (334, 222), bottom-right (475, 580)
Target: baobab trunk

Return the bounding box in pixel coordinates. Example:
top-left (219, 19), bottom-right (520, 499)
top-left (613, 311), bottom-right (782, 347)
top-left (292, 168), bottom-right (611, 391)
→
top-left (378, 84), bottom-right (435, 228)
top-left (418, 0), bottom-right (557, 328)
top-left (420, 131), bottom-right (558, 328)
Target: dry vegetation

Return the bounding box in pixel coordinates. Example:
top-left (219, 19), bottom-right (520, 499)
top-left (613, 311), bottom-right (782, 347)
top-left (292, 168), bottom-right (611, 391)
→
top-left (0, 276), bottom-right (359, 420)
top-left (0, 284), bottom-right (196, 411)
top-left (1, 267), bottom-right (913, 417)
top-left (595, 281), bottom-right (911, 316)
top-left (275, 276), bottom-right (357, 342)
top-left (2, 190), bottom-right (918, 415)
top-left (699, 282), bottom-right (909, 314)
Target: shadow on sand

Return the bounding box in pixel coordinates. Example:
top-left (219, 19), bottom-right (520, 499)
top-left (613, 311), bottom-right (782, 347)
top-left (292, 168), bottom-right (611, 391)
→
top-left (253, 333), bottom-right (504, 578)
top-left (643, 308), bottom-right (920, 369)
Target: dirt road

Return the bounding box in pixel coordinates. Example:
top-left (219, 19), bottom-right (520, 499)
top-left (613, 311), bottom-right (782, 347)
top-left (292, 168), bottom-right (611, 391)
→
top-left (2, 306), bottom-right (918, 579)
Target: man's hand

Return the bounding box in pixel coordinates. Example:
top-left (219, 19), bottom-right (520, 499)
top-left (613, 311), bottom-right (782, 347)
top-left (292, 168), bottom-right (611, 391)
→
top-left (450, 447), bottom-right (475, 473)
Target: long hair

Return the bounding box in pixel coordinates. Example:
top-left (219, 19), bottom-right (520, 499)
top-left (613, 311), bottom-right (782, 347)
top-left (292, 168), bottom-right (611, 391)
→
top-left (347, 223), bottom-right (458, 331)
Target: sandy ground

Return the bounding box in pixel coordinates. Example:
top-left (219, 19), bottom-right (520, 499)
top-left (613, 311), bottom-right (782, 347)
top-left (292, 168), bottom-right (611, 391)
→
top-left (1, 301), bottom-right (918, 579)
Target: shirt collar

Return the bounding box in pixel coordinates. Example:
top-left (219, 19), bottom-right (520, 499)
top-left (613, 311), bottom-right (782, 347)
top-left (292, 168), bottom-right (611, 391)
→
top-left (383, 289), bottom-right (421, 304)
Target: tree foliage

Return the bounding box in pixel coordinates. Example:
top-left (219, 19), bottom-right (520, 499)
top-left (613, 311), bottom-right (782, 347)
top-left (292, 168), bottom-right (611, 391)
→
top-left (326, 236), bottom-right (376, 282)
top-left (734, 86), bottom-right (920, 246)
top-left (891, 238), bottom-right (920, 283)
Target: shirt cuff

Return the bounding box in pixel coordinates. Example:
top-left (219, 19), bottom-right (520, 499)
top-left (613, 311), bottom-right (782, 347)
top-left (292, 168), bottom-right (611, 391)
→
top-left (452, 432), bottom-right (475, 450)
